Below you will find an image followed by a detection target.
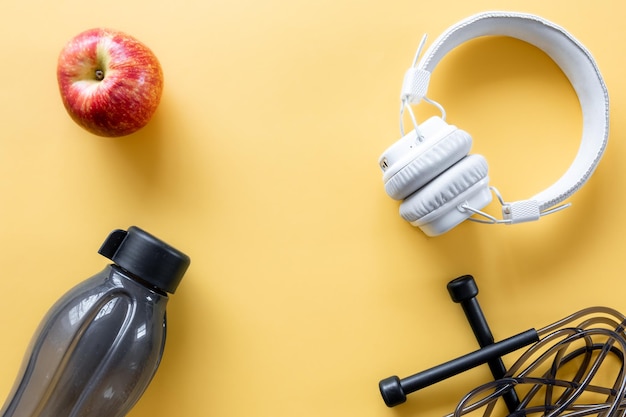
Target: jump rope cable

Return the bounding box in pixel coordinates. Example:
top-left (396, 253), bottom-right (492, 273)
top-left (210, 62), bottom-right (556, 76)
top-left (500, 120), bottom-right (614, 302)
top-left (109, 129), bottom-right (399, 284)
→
top-left (446, 307), bottom-right (626, 417)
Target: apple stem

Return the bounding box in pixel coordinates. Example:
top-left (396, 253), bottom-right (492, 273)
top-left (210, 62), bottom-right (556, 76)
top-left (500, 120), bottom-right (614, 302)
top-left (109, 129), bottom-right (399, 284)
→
top-left (95, 69), bottom-right (105, 81)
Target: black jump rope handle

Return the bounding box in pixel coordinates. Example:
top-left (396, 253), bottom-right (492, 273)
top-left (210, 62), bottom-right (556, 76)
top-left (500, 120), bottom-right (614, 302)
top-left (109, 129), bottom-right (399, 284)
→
top-left (379, 275), bottom-right (539, 408)
top-left (379, 328), bottom-right (538, 407)
top-left (447, 275), bottom-right (522, 413)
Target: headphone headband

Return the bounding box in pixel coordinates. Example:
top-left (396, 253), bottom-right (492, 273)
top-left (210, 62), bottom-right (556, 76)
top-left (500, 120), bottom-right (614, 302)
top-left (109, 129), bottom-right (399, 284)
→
top-left (419, 12), bottom-right (609, 219)
top-left (383, 11), bottom-right (609, 232)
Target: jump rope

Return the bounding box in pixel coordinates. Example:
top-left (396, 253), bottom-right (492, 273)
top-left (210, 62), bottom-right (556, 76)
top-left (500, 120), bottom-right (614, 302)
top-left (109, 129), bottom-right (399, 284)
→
top-left (379, 276), bottom-right (626, 417)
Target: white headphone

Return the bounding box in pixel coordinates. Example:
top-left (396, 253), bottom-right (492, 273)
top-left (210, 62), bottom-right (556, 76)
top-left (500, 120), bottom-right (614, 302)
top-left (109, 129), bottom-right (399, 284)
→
top-left (378, 11), bottom-right (609, 237)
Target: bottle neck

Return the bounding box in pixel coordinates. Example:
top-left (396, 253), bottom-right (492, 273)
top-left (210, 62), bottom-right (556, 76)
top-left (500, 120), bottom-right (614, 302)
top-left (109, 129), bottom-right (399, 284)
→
top-left (109, 264), bottom-right (169, 298)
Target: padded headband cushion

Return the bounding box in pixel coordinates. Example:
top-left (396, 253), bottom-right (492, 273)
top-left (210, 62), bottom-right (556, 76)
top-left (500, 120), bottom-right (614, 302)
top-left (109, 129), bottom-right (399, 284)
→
top-left (416, 11), bottom-right (609, 217)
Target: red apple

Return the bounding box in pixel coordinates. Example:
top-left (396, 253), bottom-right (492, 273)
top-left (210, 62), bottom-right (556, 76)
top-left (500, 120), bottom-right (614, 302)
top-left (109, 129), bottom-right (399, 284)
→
top-left (57, 28), bottom-right (163, 137)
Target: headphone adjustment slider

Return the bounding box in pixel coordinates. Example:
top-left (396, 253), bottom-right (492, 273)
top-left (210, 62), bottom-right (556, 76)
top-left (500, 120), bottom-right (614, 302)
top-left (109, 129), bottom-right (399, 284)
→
top-left (502, 200), bottom-right (540, 224)
top-left (400, 67), bottom-right (431, 104)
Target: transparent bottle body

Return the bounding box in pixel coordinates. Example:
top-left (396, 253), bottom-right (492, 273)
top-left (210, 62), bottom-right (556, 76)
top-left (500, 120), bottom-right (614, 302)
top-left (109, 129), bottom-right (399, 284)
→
top-left (1, 264), bottom-right (169, 417)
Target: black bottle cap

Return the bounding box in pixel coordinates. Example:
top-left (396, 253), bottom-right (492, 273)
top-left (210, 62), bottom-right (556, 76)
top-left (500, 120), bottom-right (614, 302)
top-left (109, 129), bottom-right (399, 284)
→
top-left (98, 226), bottom-right (191, 294)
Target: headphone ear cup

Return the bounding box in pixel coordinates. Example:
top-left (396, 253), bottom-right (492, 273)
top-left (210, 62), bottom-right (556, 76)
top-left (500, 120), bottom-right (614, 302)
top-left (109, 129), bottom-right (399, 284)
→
top-left (384, 128), bottom-right (473, 200)
top-left (399, 154), bottom-right (492, 236)
top-left (381, 117), bottom-right (473, 200)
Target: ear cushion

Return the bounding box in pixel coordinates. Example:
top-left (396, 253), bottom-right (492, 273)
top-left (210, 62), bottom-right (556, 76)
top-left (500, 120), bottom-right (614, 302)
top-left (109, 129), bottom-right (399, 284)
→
top-left (400, 154), bottom-right (489, 222)
top-left (384, 129), bottom-right (472, 200)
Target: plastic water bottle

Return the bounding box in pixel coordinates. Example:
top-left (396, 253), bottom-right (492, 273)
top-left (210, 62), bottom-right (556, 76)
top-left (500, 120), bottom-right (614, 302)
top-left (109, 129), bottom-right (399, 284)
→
top-left (0, 226), bottom-right (190, 417)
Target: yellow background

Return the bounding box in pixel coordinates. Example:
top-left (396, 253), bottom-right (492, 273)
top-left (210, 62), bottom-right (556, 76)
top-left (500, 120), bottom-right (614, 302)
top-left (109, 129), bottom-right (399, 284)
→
top-left (0, 1), bottom-right (624, 416)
